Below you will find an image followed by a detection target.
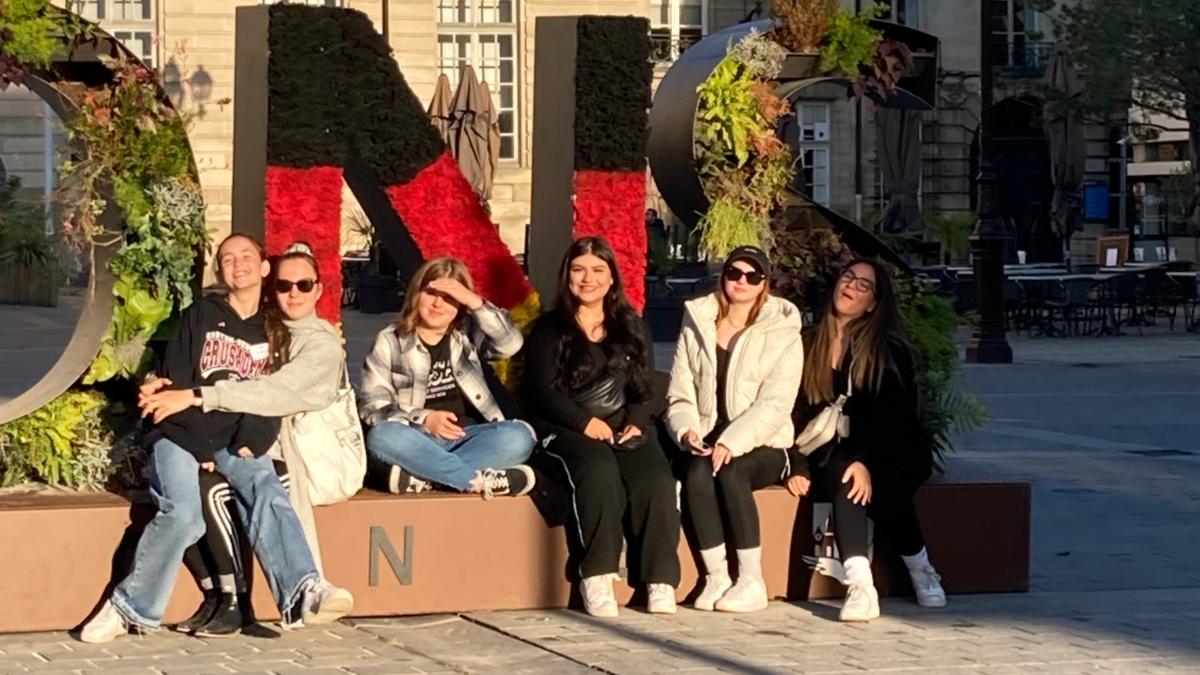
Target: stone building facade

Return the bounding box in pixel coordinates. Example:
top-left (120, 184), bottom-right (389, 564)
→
top-left (1, 0), bottom-right (1147, 263)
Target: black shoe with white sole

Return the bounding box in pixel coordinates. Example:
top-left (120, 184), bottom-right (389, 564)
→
top-left (481, 465), bottom-right (535, 499)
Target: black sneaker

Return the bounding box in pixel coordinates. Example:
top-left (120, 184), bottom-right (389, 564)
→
top-left (481, 465), bottom-right (535, 499)
top-left (172, 589), bottom-right (219, 634)
top-left (388, 466), bottom-right (432, 494)
top-left (193, 593), bottom-right (244, 637)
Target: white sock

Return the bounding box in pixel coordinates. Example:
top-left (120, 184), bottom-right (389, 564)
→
top-left (736, 547), bottom-right (763, 581)
top-left (901, 547), bottom-right (932, 573)
top-left (700, 546), bottom-right (729, 578)
top-left (844, 556), bottom-right (873, 586)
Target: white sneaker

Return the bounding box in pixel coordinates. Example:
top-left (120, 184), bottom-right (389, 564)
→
top-left (693, 574), bottom-right (733, 611)
top-left (839, 582), bottom-right (880, 622)
top-left (79, 600), bottom-right (128, 644)
top-left (301, 579), bottom-right (354, 625)
top-left (647, 583), bottom-right (677, 615)
top-left (714, 576), bottom-right (767, 613)
top-left (580, 574), bottom-right (619, 618)
top-left (910, 565), bottom-right (947, 608)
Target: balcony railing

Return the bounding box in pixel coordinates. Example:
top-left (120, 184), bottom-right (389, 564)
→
top-left (649, 32), bottom-right (703, 64)
top-left (994, 40), bottom-right (1055, 79)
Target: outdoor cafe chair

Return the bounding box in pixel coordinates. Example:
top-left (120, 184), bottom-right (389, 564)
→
top-left (1097, 273), bottom-right (1145, 336)
top-left (1142, 269), bottom-right (1184, 331)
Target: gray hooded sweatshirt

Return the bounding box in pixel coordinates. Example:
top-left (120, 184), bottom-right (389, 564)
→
top-left (200, 313), bottom-right (345, 572)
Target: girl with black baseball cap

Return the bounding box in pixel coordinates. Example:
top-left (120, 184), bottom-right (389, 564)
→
top-left (666, 245), bottom-right (806, 612)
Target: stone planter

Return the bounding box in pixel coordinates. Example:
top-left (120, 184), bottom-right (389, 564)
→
top-left (777, 52), bottom-right (824, 80)
top-left (0, 263), bottom-right (60, 307)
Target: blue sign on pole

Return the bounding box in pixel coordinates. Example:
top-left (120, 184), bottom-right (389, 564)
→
top-left (1084, 183), bottom-right (1109, 222)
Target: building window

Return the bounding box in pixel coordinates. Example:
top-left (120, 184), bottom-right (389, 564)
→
top-left (437, 1), bottom-right (518, 161)
top-left (1144, 142), bottom-right (1190, 163)
top-left (796, 104), bottom-right (830, 206)
top-left (67, 1), bottom-right (157, 69)
top-left (67, 0), bottom-right (103, 20)
top-left (989, 0), bottom-right (1049, 75)
top-left (67, 0), bottom-right (153, 21)
top-left (112, 30), bottom-right (155, 69)
top-left (882, 0), bottom-right (919, 27)
top-left (650, 0), bottom-right (706, 63)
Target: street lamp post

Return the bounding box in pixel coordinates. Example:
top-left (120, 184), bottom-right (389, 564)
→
top-left (965, 0), bottom-right (1013, 364)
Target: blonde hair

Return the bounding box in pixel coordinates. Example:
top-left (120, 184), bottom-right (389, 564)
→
top-left (394, 257), bottom-right (475, 336)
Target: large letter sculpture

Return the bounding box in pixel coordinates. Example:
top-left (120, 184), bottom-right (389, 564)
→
top-left (234, 6), bottom-right (652, 322)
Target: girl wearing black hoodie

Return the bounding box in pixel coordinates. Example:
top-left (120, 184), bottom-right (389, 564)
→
top-left (81, 235), bottom-right (349, 643)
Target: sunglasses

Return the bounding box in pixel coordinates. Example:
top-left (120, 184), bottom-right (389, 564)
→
top-left (273, 278), bottom-right (317, 294)
top-left (840, 269), bottom-right (876, 294)
top-left (723, 267), bottom-right (766, 285)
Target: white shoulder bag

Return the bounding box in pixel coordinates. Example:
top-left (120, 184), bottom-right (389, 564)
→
top-left (793, 363), bottom-right (853, 456)
top-left (291, 362), bottom-right (367, 506)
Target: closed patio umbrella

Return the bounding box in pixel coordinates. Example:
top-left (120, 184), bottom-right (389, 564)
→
top-left (447, 65), bottom-right (490, 200)
top-left (428, 73), bottom-right (454, 144)
top-left (875, 106), bottom-right (923, 233)
top-left (477, 80), bottom-right (502, 200)
top-left (1043, 44), bottom-right (1085, 242)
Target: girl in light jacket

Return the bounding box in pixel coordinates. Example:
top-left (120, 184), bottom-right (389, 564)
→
top-left (359, 257), bottom-right (536, 499)
top-left (666, 246), bottom-right (804, 613)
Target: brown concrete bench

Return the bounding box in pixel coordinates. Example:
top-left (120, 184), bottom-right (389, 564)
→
top-left (0, 482), bottom-right (1029, 633)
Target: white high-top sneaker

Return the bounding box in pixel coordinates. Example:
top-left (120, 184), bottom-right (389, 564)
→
top-left (839, 582), bottom-right (880, 622)
top-left (647, 583), bottom-right (677, 615)
top-left (714, 576), bottom-right (768, 613)
top-left (909, 565), bottom-right (947, 608)
top-left (693, 573), bottom-right (733, 611)
top-left (79, 600), bottom-right (129, 644)
top-left (581, 574), bottom-right (619, 618)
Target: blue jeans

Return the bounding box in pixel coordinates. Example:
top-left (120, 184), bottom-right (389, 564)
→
top-left (111, 439), bottom-right (318, 629)
top-left (367, 420), bottom-right (535, 491)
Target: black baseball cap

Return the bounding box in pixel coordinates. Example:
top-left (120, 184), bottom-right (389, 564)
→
top-left (723, 245), bottom-right (771, 276)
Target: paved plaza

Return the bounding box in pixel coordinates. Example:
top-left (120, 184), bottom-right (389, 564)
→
top-left (3, 328), bottom-right (1199, 673)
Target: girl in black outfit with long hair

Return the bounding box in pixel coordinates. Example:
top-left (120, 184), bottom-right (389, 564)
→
top-left (524, 236), bottom-right (680, 618)
top-left (792, 258), bottom-right (946, 622)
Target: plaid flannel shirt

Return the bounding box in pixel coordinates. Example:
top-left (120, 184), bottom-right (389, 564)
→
top-left (358, 301), bottom-right (522, 427)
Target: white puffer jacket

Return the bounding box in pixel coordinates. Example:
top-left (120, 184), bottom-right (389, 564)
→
top-left (666, 293), bottom-right (804, 457)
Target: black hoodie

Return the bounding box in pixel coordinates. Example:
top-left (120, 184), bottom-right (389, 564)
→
top-left (150, 294), bottom-right (281, 463)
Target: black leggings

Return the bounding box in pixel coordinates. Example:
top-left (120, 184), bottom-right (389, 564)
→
top-left (809, 451), bottom-right (925, 559)
top-left (182, 460), bottom-right (289, 593)
top-left (542, 429), bottom-right (681, 585)
top-left (683, 447), bottom-right (787, 551)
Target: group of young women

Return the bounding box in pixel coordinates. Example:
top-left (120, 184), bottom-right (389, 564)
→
top-left (518, 236), bottom-right (946, 621)
top-left (80, 230), bottom-right (945, 643)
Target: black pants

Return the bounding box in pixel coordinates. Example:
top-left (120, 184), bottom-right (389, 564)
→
top-left (683, 447), bottom-right (787, 551)
top-left (542, 429), bottom-right (681, 585)
top-left (182, 459), bottom-right (289, 593)
top-left (810, 451), bottom-right (925, 559)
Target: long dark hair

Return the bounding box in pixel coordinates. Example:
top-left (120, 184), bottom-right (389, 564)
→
top-left (264, 241), bottom-right (322, 368)
top-left (551, 236), bottom-right (651, 399)
top-left (802, 258), bottom-right (911, 404)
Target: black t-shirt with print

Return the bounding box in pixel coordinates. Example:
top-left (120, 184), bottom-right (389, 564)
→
top-left (422, 333), bottom-right (484, 426)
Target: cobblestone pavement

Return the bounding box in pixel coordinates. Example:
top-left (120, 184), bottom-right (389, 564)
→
top-left (2, 331), bottom-right (1198, 673)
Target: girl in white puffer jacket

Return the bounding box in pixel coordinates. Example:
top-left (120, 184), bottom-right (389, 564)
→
top-left (666, 246), bottom-right (805, 613)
